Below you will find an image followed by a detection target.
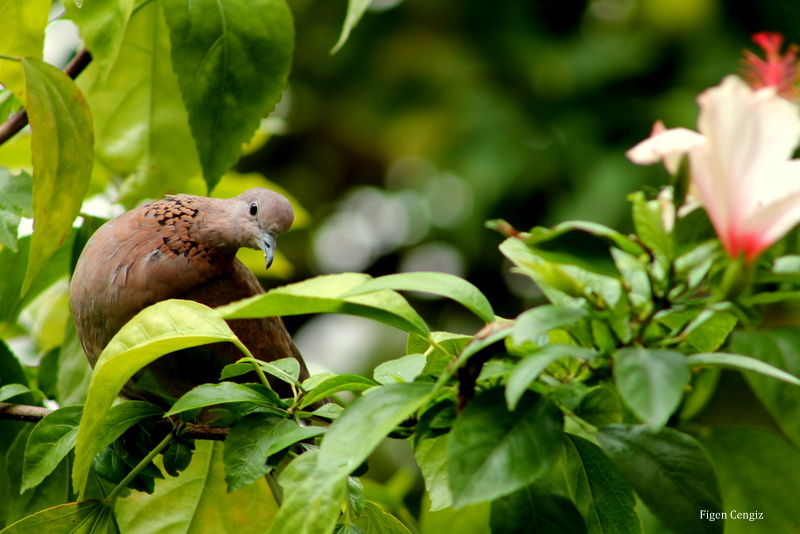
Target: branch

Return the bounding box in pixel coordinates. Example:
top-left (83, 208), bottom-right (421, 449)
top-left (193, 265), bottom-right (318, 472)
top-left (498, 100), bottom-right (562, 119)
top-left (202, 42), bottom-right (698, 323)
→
top-left (0, 47), bottom-right (93, 146)
top-left (0, 402), bottom-right (230, 441)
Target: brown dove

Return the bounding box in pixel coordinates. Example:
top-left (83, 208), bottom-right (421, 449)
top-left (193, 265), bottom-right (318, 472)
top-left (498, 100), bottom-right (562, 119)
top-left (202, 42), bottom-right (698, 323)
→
top-left (69, 188), bottom-right (310, 406)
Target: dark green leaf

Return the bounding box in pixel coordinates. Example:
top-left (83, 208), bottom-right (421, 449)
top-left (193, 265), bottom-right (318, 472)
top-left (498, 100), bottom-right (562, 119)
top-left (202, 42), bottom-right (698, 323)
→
top-left (449, 389), bottom-right (563, 508)
top-left (574, 386), bottom-right (623, 427)
top-left (22, 406), bottom-right (82, 493)
top-left (64, 0), bottom-right (134, 80)
top-left (162, 438), bottom-right (195, 477)
top-left (97, 401), bottom-right (164, 452)
top-left (696, 427), bottom-right (800, 534)
top-left (728, 328), bottom-right (800, 448)
top-left (160, 0), bottom-right (294, 190)
top-left (686, 352), bottom-right (800, 387)
top-left (597, 425), bottom-right (722, 534)
top-left (490, 483), bottom-right (587, 534)
top-left (0, 383), bottom-right (31, 402)
top-left (223, 413), bottom-right (324, 491)
top-left (613, 348), bottom-right (689, 430)
top-left (506, 344), bottom-right (598, 410)
top-left (564, 433), bottom-right (641, 534)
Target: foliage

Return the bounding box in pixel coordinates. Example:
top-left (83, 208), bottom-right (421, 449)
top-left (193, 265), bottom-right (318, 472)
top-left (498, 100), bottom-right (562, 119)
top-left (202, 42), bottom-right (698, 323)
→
top-left (3, 1), bottom-right (800, 534)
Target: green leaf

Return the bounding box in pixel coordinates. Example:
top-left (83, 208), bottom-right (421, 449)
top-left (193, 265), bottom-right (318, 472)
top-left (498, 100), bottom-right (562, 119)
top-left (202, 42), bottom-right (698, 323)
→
top-left (22, 58), bottom-right (93, 295)
top-left (352, 501), bottom-right (412, 533)
top-left (162, 438), bottom-right (195, 477)
top-left (511, 304), bottom-right (588, 346)
top-left (166, 382), bottom-right (284, 417)
top-left (448, 389), bottom-right (563, 508)
top-left (98, 401), bottom-right (164, 452)
top-left (331, 0), bottom-right (372, 53)
top-left (0, 383), bottom-right (31, 402)
top-left (613, 347), bottom-right (690, 430)
top-left (574, 386), bottom-right (623, 427)
top-left (300, 374), bottom-right (376, 409)
top-left (373, 353), bottom-right (427, 385)
top-left (563, 433), bottom-right (641, 534)
top-left (628, 190), bottom-right (673, 259)
top-left (217, 273), bottom-right (430, 338)
top-left (0, 500), bottom-right (119, 534)
top-left (223, 413), bottom-right (325, 491)
top-left (115, 441), bottom-right (279, 533)
top-left (520, 220), bottom-right (644, 278)
top-left (490, 483), bottom-right (587, 534)
top-left (77, 0), bottom-right (200, 205)
top-left (687, 352), bottom-right (800, 387)
top-left (64, 0), bottom-right (134, 82)
top-left (728, 328), bottom-right (800, 448)
top-left (256, 358), bottom-right (302, 387)
top-left (506, 344), bottom-right (598, 410)
top-left (160, 0), bottom-right (294, 190)
top-left (596, 425), bottom-right (722, 534)
top-left (22, 406), bottom-right (83, 493)
top-left (0, 0), bottom-right (49, 101)
top-left (343, 272), bottom-right (494, 324)
top-left (72, 300), bottom-right (240, 499)
top-left (0, 168), bottom-right (33, 251)
top-left (272, 383), bottom-right (433, 534)
top-left (414, 435), bottom-right (452, 512)
top-left (272, 450), bottom-right (348, 534)
top-left (696, 426), bottom-right (800, 534)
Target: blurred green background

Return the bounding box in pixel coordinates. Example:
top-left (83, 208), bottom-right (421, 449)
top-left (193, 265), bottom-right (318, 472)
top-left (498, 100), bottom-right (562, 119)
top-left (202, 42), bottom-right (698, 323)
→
top-left (233, 0), bottom-right (800, 375)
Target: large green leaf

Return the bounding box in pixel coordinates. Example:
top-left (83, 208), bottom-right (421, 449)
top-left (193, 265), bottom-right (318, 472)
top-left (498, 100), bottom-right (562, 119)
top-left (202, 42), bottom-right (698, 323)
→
top-left (728, 328), bottom-right (800, 448)
top-left (271, 382), bottom-right (433, 534)
top-left (165, 382), bottom-right (285, 417)
top-left (613, 347), bottom-right (690, 430)
top-left (72, 300), bottom-right (240, 499)
top-left (64, 0), bottom-right (135, 81)
top-left (160, 0), bottom-right (294, 191)
top-left (596, 425), bottom-right (722, 534)
top-left (510, 304), bottom-right (587, 346)
top-left (77, 0), bottom-right (200, 206)
top-left (696, 426), bottom-right (800, 534)
top-left (217, 273), bottom-right (430, 338)
top-left (115, 440), bottom-right (279, 533)
top-left (22, 58), bottom-right (93, 295)
top-left (448, 389), bottom-right (563, 508)
top-left (352, 502), bottom-right (412, 533)
top-left (686, 352), bottom-right (800, 387)
top-left (0, 500), bottom-right (119, 534)
top-left (299, 374), bottom-right (376, 409)
top-left (343, 272), bottom-right (494, 324)
top-left (563, 434), bottom-right (641, 534)
top-left (0, 0), bottom-right (49, 101)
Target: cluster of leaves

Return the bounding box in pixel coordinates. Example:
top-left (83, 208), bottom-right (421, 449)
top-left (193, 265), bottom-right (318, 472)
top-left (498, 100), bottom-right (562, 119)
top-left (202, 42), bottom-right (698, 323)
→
top-left (3, 1), bottom-right (800, 534)
top-left (6, 188), bottom-right (800, 532)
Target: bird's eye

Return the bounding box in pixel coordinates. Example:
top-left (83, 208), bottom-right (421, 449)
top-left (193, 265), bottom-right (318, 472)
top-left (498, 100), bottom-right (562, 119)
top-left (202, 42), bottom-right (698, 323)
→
top-left (249, 202), bottom-right (258, 216)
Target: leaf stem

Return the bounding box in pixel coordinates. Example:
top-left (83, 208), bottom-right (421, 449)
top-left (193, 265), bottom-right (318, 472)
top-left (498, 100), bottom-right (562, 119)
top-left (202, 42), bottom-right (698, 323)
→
top-left (104, 431), bottom-right (175, 504)
top-left (233, 341), bottom-right (273, 390)
top-left (0, 54), bottom-right (20, 62)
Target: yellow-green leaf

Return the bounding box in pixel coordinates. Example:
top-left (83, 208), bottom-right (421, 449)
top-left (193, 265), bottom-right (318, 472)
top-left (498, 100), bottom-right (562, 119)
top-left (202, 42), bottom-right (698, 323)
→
top-left (72, 300), bottom-right (238, 499)
top-left (22, 57), bottom-right (93, 295)
top-left (0, 0), bottom-right (49, 101)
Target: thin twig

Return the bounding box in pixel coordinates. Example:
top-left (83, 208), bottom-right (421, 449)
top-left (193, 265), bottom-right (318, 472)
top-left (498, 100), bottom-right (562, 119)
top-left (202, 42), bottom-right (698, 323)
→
top-left (0, 47), bottom-right (93, 146)
top-left (0, 402), bottom-right (231, 440)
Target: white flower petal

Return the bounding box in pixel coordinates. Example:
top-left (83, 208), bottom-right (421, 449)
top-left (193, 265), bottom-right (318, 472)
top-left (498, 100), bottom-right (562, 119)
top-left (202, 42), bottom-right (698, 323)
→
top-left (626, 127), bottom-right (705, 174)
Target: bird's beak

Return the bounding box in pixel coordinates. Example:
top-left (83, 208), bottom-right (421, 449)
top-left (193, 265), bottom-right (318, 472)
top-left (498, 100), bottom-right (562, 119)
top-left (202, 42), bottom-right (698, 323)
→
top-left (261, 231), bottom-right (277, 270)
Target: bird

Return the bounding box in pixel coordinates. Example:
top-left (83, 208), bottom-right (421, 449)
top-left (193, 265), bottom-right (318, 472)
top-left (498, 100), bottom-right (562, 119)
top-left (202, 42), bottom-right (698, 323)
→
top-left (69, 187), bottom-right (310, 407)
